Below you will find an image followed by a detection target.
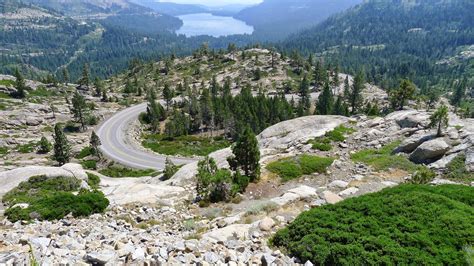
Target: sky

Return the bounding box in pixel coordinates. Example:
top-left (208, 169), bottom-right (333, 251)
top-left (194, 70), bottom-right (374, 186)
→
top-left (158, 0), bottom-right (262, 7)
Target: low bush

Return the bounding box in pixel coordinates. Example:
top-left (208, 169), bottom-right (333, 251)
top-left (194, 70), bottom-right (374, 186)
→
top-left (271, 184), bottom-right (474, 265)
top-left (409, 166), bottom-right (436, 184)
top-left (267, 155), bottom-right (334, 181)
top-left (0, 146), bottom-right (8, 155)
top-left (99, 165), bottom-right (158, 178)
top-left (325, 125), bottom-right (355, 142)
top-left (309, 137), bottom-right (332, 151)
top-left (444, 154), bottom-right (473, 182)
top-left (81, 160), bottom-right (97, 170)
top-left (76, 146), bottom-right (94, 159)
top-left (351, 141), bottom-right (419, 173)
top-left (86, 172), bottom-right (100, 189)
top-left (16, 142), bottom-right (37, 153)
top-left (2, 175), bottom-right (108, 222)
top-left (142, 134), bottom-right (230, 157)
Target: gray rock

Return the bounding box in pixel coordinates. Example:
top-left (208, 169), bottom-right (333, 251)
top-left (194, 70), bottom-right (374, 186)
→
top-left (409, 139), bottom-right (450, 163)
top-left (288, 185), bottom-right (317, 198)
top-left (85, 250), bottom-right (117, 265)
top-left (394, 132), bottom-right (435, 153)
top-left (204, 251), bottom-right (219, 264)
top-left (338, 187), bottom-right (359, 197)
top-left (258, 217), bottom-right (275, 232)
top-left (467, 147), bottom-right (474, 172)
top-left (261, 253), bottom-right (276, 266)
top-left (132, 247), bottom-right (145, 260)
top-left (322, 191), bottom-right (343, 204)
top-left (328, 180), bottom-right (349, 189)
top-left (202, 224), bottom-right (251, 243)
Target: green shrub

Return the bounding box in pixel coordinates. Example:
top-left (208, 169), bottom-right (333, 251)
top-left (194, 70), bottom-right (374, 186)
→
top-left (76, 146), bottom-right (93, 159)
top-left (267, 159), bottom-right (302, 181)
top-left (0, 146), bottom-right (8, 155)
top-left (409, 166), bottom-right (436, 184)
top-left (99, 165), bottom-right (158, 178)
top-left (162, 157), bottom-right (180, 181)
top-left (86, 173), bottom-right (100, 189)
top-left (325, 125), bottom-right (355, 142)
top-left (444, 154), bottom-right (473, 182)
top-left (267, 155), bottom-right (334, 181)
top-left (351, 141), bottom-right (419, 173)
top-left (196, 157), bottom-right (235, 203)
top-left (142, 134), bottom-right (230, 157)
top-left (16, 142), bottom-right (37, 153)
top-left (309, 137), bottom-right (332, 151)
top-left (271, 184), bottom-right (474, 265)
top-left (2, 175), bottom-right (108, 222)
top-left (81, 160), bottom-right (97, 170)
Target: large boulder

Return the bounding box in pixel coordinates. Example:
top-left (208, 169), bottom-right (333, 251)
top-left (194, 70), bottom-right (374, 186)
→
top-left (385, 110), bottom-right (430, 129)
top-left (394, 132), bottom-right (435, 153)
top-left (257, 115), bottom-right (348, 156)
top-left (409, 139), bottom-right (450, 164)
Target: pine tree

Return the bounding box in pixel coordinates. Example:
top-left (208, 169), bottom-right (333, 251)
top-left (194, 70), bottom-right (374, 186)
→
top-left (430, 105), bottom-right (449, 137)
top-left (451, 78), bottom-right (466, 108)
top-left (227, 127), bottom-right (260, 181)
top-left (38, 136), bottom-right (52, 154)
top-left (200, 87), bottom-right (213, 130)
top-left (394, 79), bottom-right (416, 110)
top-left (162, 157), bottom-right (178, 181)
top-left (163, 83), bottom-right (174, 110)
top-left (71, 91), bottom-right (88, 131)
top-left (349, 70), bottom-right (365, 114)
top-left (53, 124), bottom-right (70, 165)
top-left (333, 96), bottom-right (347, 116)
top-left (297, 75), bottom-right (311, 116)
top-left (12, 68), bottom-right (26, 98)
top-left (94, 77), bottom-right (103, 97)
top-left (90, 131), bottom-right (101, 158)
top-left (316, 81), bottom-right (334, 115)
top-left (79, 63), bottom-right (90, 87)
top-left (62, 68), bottom-right (69, 85)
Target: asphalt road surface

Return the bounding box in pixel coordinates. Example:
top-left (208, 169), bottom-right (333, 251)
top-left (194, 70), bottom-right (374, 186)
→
top-left (96, 103), bottom-right (197, 170)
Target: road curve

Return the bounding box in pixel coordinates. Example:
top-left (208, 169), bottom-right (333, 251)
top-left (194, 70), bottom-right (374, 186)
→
top-left (97, 103), bottom-right (197, 170)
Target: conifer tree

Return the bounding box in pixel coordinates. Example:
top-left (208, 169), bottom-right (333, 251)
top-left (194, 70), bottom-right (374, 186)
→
top-left (393, 79), bottom-right (416, 110)
top-left (62, 68), bottom-right (69, 85)
top-left (316, 81), bottom-right (334, 115)
top-left (53, 124), bottom-right (70, 165)
top-left (12, 68), bottom-right (26, 98)
top-left (38, 136), bottom-right (52, 154)
top-left (163, 83), bottom-right (174, 110)
top-left (297, 75), bottom-right (311, 116)
top-left (90, 131), bottom-right (101, 158)
top-left (79, 63), bottom-right (90, 87)
top-left (430, 105), bottom-right (449, 137)
top-left (71, 91), bottom-right (88, 131)
top-left (451, 78), bottom-right (466, 108)
top-left (227, 127), bottom-right (260, 181)
top-left (349, 70), bottom-right (365, 114)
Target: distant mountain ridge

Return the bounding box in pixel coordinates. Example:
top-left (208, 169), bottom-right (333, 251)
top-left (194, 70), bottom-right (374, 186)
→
top-left (235, 0), bottom-right (363, 41)
top-left (281, 0), bottom-right (474, 89)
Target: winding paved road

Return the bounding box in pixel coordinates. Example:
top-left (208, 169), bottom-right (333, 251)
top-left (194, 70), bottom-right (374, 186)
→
top-left (97, 103), bottom-right (197, 170)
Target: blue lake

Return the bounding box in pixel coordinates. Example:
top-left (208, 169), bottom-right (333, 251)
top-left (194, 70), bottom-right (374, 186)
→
top-left (176, 13), bottom-right (254, 37)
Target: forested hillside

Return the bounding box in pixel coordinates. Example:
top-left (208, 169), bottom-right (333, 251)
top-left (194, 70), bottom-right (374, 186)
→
top-left (235, 0), bottom-right (362, 41)
top-left (281, 0), bottom-right (474, 91)
top-left (0, 0), bottom-right (253, 80)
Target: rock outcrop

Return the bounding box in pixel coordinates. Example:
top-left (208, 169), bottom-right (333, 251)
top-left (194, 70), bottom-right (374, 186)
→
top-left (409, 139), bottom-right (450, 164)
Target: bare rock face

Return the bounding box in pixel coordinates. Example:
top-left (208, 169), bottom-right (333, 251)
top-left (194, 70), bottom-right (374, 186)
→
top-left (258, 115), bottom-right (348, 156)
top-left (409, 139), bottom-right (450, 164)
top-left (394, 131), bottom-right (436, 153)
top-left (385, 110), bottom-right (430, 129)
top-left (466, 147), bottom-right (474, 172)
top-left (0, 163), bottom-right (86, 197)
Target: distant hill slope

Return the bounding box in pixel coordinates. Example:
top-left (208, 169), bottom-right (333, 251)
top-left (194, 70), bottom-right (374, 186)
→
top-left (281, 0), bottom-right (474, 89)
top-left (235, 0), bottom-right (362, 41)
top-left (129, 1), bottom-right (208, 16)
